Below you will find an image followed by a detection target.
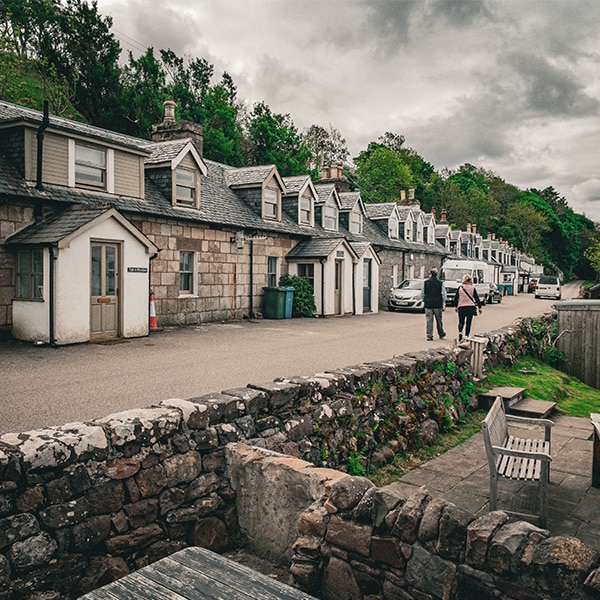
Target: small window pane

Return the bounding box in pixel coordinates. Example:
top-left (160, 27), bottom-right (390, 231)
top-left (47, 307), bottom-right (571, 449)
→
top-left (91, 246), bottom-right (102, 296)
top-left (176, 169), bottom-right (196, 206)
top-left (75, 144), bottom-right (106, 188)
top-left (16, 249), bottom-right (43, 299)
top-left (180, 251), bottom-right (194, 294)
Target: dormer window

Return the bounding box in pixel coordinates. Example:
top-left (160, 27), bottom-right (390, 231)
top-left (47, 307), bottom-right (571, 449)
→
top-left (75, 143), bottom-right (106, 188)
top-left (323, 204), bottom-right (338, 231)
top-left (349, 211), bottom-right (362, 235)
top-left (175, 168), bottom-right (198, 207)
top-left (263, 186), bottom-right (280, 220)
top-left (300, 193), bottom-right (312, 225)
top-left (388, 216), bottom-right (399, 239)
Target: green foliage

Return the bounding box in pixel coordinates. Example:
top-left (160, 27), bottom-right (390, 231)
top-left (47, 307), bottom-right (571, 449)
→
top-left (445, 361), bottom-right (457, 376)
top-left (246, 102), bottom-right (311, 176)
top-left (278, 275), bottom-right (316, 317)
top-left (346, 452), bottom-right (366, 476)
top-left (518, 318), bottom-right (565, 367)
top-left (458, 380), bottom-right (477, 409)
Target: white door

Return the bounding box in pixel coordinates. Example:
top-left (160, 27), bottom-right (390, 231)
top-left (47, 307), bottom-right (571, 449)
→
top-left (90, 242), bottom-right (119, 339)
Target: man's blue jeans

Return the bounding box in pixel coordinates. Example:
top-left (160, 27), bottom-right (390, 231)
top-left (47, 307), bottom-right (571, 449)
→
top-left (425, 307), bottom-right (445, 340)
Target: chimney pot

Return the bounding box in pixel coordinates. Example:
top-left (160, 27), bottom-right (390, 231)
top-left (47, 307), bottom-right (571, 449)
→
top-left (466, 223), bottom-right (471, 233)
top-left (472, 223), bottom-right (477, 234)
top-left (441, 209), bottom-right (447, 222)
top-left (400, 190), bottom-right (406, 201)
top-left (432, 208), bottom-right (437, 219)
top-left (163, 100), bottom-right (176, 123)
top-left (408, 187), bottom-right (415, 200)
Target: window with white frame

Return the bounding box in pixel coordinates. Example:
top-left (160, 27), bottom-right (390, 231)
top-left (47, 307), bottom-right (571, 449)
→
top-left (179, 251), bottom-right (196, 295)
top-left (297, 263), bottom-right (315, 290)
top-left (349, 210), bottom-right (362, 234)
top-left (16, 248), bottom-right (43, 299)
top-left (391, 264), bottom-right (399, 288)
top-left (388, 216), bottom-right (399, 239)
top-left (267, 256), bottom-right (280, 287)
top-left (323, 204), bottom-right (338, 231)
top-left (299, 193), bottom-right (312, 225)
top-left (263, 187), bottom-right (280, 220)
top-left (75, 143), bottom-right (106, 188)
top-left (175, 168), bottom-right (197, 207)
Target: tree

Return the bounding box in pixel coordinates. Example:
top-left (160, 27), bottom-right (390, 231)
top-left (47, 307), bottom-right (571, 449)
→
top-left (245, 102), bottom-right (311, 176)
top-left (303, 124), bottom-right (349, 172)
top-left (504, 201), bottom-right (551, 258)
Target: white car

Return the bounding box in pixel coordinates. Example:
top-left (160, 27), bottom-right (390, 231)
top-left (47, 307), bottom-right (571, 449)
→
top-left (535, 276), bottom-right (561, 300)
top-left (388, 279), bottom-right (426, 312)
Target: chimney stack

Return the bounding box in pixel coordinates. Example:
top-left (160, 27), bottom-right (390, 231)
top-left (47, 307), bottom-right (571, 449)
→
top-left (400, 190), bottom-right (406, 201)
top-left (466, 223), bottom-right (472, 233)
top-left (441, 209), bottom-right (447, 222)
top-left (151, 100), bottom-right (204, 157)
top-left (408, 187), bottom-right (415, 201)
top-left (432, 208), bottom-right (437, 219)
top-left (472, 223), bottom-right (477, 234)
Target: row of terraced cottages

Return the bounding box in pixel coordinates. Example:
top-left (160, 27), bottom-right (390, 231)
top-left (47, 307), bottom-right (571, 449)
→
top-left (1, 99), bottom-right (522, 345)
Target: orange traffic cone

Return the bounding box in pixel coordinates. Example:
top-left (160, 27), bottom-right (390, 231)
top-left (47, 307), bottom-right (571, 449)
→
top-left (149, 292), bottom-right (159, 331)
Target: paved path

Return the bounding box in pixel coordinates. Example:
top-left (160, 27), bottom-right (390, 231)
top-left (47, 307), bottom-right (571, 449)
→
top-left (0, 282), bottom-right (581, 435)
top-left (394, 413), bottom-right (600, 551)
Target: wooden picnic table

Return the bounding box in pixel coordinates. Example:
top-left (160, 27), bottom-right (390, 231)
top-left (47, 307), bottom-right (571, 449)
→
top-left (79, 546), bottom-right (317, 600)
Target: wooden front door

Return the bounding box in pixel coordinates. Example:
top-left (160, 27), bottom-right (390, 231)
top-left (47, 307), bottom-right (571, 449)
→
top-left (334, 260), bottom-right (343, 315)
top-left (90, 242), bottom-right (119, 339)
top-left (363, 258), bottom-right (372, 312)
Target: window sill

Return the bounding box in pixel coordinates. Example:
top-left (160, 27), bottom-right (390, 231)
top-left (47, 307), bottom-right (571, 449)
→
top-left (178, 293), bottom-right (199, 299)
top-left (13, 297), bottom-right (45, 303)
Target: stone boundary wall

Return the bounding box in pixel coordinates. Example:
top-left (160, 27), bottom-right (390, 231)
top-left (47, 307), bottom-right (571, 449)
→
top-left (0, 314), bottom-right (571, 599)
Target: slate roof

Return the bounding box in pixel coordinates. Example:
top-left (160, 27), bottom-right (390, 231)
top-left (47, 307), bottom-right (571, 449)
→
top-left (338, 191), bottom-right (361, 210)
top-left (313, 182), bottom-right (337, 205)
top-left (145, 139), bottom-right (191, 165)
top-left (0, 100), bottom-right (151, 153)
top-left (224, 165), bottom-right (277, 188)
top-left (365, 203), bottom-right (396, 219)
top-left (282, 175), bottom-right (309, 195)
top-left (5, 206), bottom-right (109, 246)
top-left (286, 237), bottom-right (347, 259)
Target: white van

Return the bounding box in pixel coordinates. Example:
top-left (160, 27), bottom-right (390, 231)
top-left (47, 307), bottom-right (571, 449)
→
top-left (440, 260), bottom-right (493, 305)
top-left (535, 276), bottom-right (561, 300)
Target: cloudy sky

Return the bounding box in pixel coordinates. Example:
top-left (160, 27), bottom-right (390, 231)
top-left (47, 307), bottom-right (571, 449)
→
top-left (95, 0), bottom-right (600, 222)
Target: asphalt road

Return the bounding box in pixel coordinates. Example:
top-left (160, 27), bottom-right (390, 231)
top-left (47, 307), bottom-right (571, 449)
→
top-left (0, 282), bottom-right (581, 435)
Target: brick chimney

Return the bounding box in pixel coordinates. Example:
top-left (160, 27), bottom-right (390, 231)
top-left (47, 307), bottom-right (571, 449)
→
top-left (472, 223), bottom-right (477, 234)
top-left (441, 209), bottom-right (447, 222)
top-left (408, 187), bottom-right (415, 201)
top-left (432, 208), bottom-right (437, 219)
top-left (151, 100), bottom-right (204, 157)
top-left (466, 223), bottom-right (472, 233)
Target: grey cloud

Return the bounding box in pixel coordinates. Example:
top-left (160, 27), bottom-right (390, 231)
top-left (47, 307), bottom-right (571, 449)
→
top-left (505, 52), bottom-right (600, 117)
top-left (425, 0), bottom-right (495, 28)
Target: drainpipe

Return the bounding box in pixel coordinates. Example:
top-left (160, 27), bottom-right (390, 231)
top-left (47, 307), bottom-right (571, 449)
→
top-left (249, 235), bottom-right (254, 319)
top-left (352, 261), bottom-right (356, 315)
top-left (48, 244), bottom-right (57, 346)
top-left (36, 100), bottom-right (50, 191)
top-left (402, 251), bottom-right (406, 280)
top-left (320, 258), bottom-right (326, 317)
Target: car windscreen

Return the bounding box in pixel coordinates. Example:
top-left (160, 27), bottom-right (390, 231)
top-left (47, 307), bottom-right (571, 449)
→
top-left (397, 280), bottom-right (423, 289)
top-left (440, 269), bottom-right (466, 281)
top-left (538, 276), bottom-right (558, 285)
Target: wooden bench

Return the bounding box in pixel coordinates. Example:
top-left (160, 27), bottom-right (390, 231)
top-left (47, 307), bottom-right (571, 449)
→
top-left (80, 546), bottom-right (317, 600)
top-left (481, 396), bottom-right (553, 527)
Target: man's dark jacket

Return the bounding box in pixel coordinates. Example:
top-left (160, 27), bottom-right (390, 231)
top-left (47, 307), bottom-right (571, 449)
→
top-left (423, 277), bottom-right (444, 309)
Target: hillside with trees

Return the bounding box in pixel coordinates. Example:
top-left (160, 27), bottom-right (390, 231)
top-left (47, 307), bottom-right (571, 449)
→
top-left (1, 0), bottom-right (599, 279)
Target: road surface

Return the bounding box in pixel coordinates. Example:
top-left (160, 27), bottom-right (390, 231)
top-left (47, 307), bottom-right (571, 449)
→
top-left (0, 283), bottom-right (580, 435)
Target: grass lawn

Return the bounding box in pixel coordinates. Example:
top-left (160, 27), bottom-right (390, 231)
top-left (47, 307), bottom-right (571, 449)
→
top-left (371, 356), bottom-right (600, 486)
top-left (481, 357), bottom-right (600, 418)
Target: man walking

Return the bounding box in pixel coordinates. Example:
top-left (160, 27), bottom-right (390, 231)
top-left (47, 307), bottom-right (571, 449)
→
top-left (421, 268), bottom-right (446, 341)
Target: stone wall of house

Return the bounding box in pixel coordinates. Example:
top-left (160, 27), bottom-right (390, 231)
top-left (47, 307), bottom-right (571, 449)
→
top-left (0, 315), bottom-right (573, 599)
top-left (376, 248), bottom-right (444, 309)
top-left (0, 202), bottom-right (35, 339)
top-left (128, 215), bottom-right (295, 325)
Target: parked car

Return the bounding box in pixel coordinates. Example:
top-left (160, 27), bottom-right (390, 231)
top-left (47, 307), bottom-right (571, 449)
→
top-left (488, 283), bottom-right (503, 304)
top-left (388, 279), bottom-right (426, 312)
top-left (535, 275), bottom-right (561, 300)
top-left (527, 277), bottom-right (539, 293)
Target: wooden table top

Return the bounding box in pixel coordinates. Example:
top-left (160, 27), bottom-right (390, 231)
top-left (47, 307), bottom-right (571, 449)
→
top-left (80, 546), bottom-right (318, 600)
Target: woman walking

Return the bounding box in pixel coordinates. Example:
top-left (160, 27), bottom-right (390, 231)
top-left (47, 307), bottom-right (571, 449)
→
top-left (455, 274), bottom-right (483, 340)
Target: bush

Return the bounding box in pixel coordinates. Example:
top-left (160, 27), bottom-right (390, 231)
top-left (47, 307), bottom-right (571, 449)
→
top-left (279, 275), bottom-right (316, 317)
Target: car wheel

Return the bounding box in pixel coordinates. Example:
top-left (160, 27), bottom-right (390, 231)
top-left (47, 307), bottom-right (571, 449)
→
top-left (535, 295), bottom-right (539, 299)
top-left (388, 307), bottom-right (396, 312)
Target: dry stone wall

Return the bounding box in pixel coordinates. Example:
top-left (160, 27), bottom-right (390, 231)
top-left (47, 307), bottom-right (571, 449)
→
top-left (2, 314), bottom-right (594, 600)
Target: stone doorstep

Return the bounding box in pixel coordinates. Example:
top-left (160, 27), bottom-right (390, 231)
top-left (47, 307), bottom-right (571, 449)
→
top-left (478, 386), bottom-right (526, 409)
top-left (508, 397), bottom-right (557, 419)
